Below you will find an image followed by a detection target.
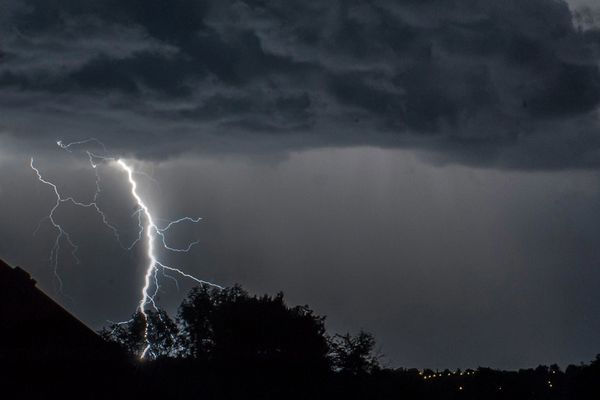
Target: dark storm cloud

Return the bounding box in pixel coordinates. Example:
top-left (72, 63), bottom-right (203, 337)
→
top-left (1, 0), bottom-right (600, 167)
top-left (4, 0), bottom-right (600, 369)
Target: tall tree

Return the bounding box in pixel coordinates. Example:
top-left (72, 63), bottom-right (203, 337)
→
top-left (178, 285), bottom-right (330, 369)
top-left (100, 309), bottom-right (178, 359)
top-left (329, 331), bottom-right (380, 375)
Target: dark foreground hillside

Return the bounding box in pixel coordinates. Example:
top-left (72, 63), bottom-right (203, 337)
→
top-left (1, 259), bottom-right (599, 399)
top-left (4, 354), bottom-right (600, 399)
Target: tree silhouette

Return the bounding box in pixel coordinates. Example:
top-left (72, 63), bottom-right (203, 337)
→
top-left (179, 285), bottom-right (330, 369)
top-left (101, 285), bottom-right (331, 370)
top-left (329, 330), bottom-right (380, 375)
top-left (177, 285), bottom-right (219, 359)
top-left (100, 309), bottom-right (178, 359)
top-left (95, 286), bottom-right (600, 399)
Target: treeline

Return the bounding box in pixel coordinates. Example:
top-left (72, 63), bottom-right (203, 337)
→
top-left (97, 285), bottom-right (600, 399)
top-left (101, 285), bottom-right (380, 375)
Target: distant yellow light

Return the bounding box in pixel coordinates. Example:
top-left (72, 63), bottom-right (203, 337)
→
top-left (459, 386), bottom-right (463, 391)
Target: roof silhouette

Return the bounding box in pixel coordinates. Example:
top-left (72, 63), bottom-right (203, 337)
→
top-left (0, 258), bottom-right (121, 361)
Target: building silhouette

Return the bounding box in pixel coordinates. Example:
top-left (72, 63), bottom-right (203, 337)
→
top-left (0, 258), bottom-right (120, 361)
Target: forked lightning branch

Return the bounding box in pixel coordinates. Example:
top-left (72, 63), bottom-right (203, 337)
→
top-left (31, 139), bottom-right (222, 359)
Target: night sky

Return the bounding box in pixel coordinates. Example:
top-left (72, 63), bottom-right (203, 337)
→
top-left (2, 0), bottom-right (600, 370)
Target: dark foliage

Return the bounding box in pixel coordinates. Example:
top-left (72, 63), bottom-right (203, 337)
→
top-left (93, 284), bottom-right (600, 399)
top-left (178, 285), bottom-right (330, 370)
top-left (5, 281), bottom-right (598, 398)
top-left (329, 331), bottom-right (381, 375)
top-left (99, 309), bottom-right (178, 359)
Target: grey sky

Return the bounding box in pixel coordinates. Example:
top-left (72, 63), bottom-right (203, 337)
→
top-left (2, 0), bottom-right (600, 369)
top-left (2, 148), bottom-right (600, 369)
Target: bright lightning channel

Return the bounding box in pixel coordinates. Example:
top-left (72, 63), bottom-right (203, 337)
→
top-left (31, 140), bottom-right (222, 359)
top-left (116, 159), bottom-right (222, 358)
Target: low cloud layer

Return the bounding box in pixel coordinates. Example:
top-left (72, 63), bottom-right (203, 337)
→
top-left (1, 0), bottom-right (600, 167)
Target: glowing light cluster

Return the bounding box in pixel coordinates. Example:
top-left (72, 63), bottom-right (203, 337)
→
top-left (419, 368), bottom-right (556, 392)
top-left (31, 139), bottom-right (222, 358)
top-left (421, 370), bottom-right (476, 380)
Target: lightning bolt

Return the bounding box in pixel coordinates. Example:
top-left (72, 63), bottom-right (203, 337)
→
top-left (30, 158), bottom-right (122, 292)
top-left (116, 159), bottom-right (222, 358)
top-left (31, 139), bottom-right (222, 359)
